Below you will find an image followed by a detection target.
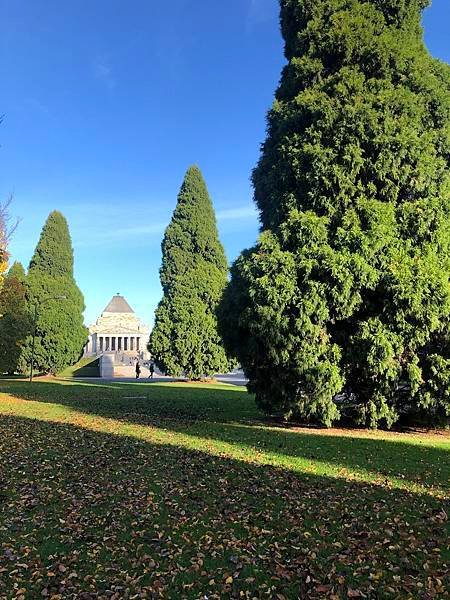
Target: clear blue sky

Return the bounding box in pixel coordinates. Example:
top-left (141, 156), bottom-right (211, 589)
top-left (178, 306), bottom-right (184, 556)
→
top-left (1, 0), bottom-right (449, 326)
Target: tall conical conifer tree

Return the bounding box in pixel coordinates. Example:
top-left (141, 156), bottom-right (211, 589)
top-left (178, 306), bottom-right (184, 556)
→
top-left (22, 211), bottom-right (87, 374)
top-left (220, 0), bottom-right (450, 427)
top-left (149, 166), bottom-right (230, 379)
top-left (0, 262), bottom-right (31, 374)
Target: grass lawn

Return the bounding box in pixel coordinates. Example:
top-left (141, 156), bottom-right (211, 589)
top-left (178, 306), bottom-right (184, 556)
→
top-left (58, 357), bottom-right (101, 378)
top-left (0, 379), bottom-right (448, 599)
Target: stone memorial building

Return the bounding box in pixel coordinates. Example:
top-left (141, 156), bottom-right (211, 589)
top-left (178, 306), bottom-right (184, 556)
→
top-left (85, 294), bottom-right (150, 359)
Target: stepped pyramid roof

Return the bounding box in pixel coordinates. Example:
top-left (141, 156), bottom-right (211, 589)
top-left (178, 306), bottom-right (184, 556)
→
top-left (103, 294), bottom-right (135, 314)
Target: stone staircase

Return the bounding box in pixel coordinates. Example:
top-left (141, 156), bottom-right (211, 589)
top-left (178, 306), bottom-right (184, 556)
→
top-left (99, 352), bottom-right (152, 379)
top-left (114, 364), bottom-right (151, 378)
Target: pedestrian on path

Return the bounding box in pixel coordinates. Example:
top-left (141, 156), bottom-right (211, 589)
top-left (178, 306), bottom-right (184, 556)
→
top-left (135, 361), bottom-right (141, 379)
top-left (149, 361), bottom-right (155, 379)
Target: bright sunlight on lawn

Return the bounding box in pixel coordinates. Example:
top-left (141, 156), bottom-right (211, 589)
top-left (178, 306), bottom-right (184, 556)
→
top-left (0, 379), bottom-right (448, 599)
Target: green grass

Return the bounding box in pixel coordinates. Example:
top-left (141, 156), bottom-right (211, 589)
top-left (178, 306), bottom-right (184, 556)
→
top-left (0, 379), bottom-right (448, 599)
top-left (58, 356), bottom-right (100, 378)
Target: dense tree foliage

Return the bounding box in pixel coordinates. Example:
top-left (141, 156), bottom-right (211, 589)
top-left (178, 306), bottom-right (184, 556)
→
top-left (220, 0), bottom-right (450, 427)
top-left (20, 211), bottom-right (87, 375)
top-left (149, 166), bottom-right (230, 379)
top-left (0, 262), bottom-right (31, 374)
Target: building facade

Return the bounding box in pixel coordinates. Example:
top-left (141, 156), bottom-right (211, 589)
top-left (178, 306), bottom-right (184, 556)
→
top-left (85, 295), bottom-right (150, 360)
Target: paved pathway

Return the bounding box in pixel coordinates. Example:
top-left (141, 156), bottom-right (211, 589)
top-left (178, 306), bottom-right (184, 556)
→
top-left (215, 372), bottom-right (248, 386)
top-left (70, 370), bottom-right (248, 386)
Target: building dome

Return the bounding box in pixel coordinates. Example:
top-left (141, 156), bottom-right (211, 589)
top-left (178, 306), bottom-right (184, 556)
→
top-left (103, 294), bottom-right (134, 314)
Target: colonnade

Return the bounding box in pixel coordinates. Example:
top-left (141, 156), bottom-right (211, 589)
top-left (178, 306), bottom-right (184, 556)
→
top-left (95, 335), bottom-right (141, 353)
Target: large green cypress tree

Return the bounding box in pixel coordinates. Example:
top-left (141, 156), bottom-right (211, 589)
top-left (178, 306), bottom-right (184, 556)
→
top-left (0, 262), bottom-right (31, 374)
top-left (149, 166), bottom-right (230, 379)
top-left (22, 211), bottom-right (87, 375)
top-left (220, 0), bottom-right (450, 427)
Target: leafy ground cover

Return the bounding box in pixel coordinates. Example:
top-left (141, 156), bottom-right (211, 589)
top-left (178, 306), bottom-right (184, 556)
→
top-left (0, 379), bottom-right (448, 599)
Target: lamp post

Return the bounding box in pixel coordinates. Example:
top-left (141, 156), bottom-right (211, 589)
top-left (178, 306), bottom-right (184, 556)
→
top-left (29, 295), bottom-right (66, 383)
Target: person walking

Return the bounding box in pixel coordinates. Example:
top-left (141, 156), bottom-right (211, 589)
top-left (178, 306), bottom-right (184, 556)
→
top-left (149, 361), bottom-right (155, 379)
top-left (135, 361), bottom-right (141, 379)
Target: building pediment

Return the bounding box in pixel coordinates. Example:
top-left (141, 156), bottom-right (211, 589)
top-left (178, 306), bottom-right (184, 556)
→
top-left (92, 328), bottom-right (149, 335)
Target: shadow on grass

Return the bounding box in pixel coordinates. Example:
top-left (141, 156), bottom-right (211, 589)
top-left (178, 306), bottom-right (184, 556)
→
top-left (1, 379), bottom-right (449, 494)
top-left (0, 413), bottom-right (448, 599)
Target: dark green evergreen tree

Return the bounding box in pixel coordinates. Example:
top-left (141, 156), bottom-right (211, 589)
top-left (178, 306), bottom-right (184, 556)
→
top-left (149, 166), bottom-right (230, 379)
top-left (220, 0), bottom-right (450, 427)
top-left (21, 211), bottom-right (87, 375)
top-left (0, 262), bottom-right (32, 374)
